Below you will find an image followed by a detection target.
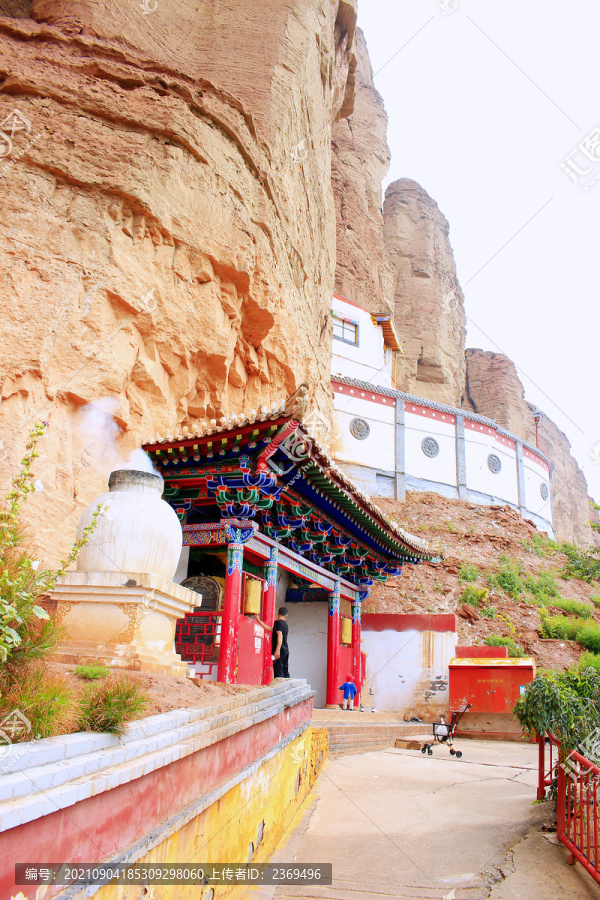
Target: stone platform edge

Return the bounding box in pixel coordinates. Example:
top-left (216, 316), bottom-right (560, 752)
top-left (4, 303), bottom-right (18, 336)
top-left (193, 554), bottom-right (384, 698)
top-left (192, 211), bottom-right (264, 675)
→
top-left (0, 679), bottom-right (314, 832)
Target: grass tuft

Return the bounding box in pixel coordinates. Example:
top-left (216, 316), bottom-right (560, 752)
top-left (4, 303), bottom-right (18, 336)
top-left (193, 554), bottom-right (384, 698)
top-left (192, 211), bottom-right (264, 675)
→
top-left (0, 666), bottom-right (80, 739)
top-left (79, 675), bottom-right (149, 735)
top-left (458, 563), bottom-right (479, 583)
top-left (75, 664), bottom-right (111, 681)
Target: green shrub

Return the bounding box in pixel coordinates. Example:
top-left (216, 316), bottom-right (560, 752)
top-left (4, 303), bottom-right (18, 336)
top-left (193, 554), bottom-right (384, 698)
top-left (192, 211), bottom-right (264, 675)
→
top-left (591, 595), bottom-right (600, 608)
top-left (79, 675), bottom-right (149, 735)
top-left (538, 611), bottom-right (580, 641)
top-left (458, 563), bottom-right (479, 583)
top-left (488, 556), bottom-right (524, 599)
top-left (559, 542), bottom-right (600, 584)
top-left (0, 666), bottom-right (80, 740)
top-left (523, 570), bottom-right (561, 603)
top-left (515, 668), bottom-right (600, 751)
top-left (578, 651), bottom-right (600, 673)
top-left (484, 635), bottom-right (525, 658)
top-left (549, 597), bottom-right (593, 619)
top-left (480, 606), bottom-right (497, 619)
top-left (0, 421), bottom-right (101, 667)
top-left (460, 585), bottom-right (489, 607)
top-left (75, 664), bottom-right (110, 681)
top-left (574, 621), bottom-right (600, 654)
top-left (530, 533), bottom-right (557, 558)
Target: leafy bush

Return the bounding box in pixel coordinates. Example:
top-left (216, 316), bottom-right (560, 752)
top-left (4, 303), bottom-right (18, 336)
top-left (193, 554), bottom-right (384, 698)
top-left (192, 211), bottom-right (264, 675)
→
top-left (574, 621), bottom-right (600, 654)
top-left (539, 611), bottom-right (600, 650)
top-left (523, 570), bottom-right (561, 603)
top-left (530, 533), bottom-right (557, 558)
top-left (484, 635), bottom-right (525, 658)
top-left (79, 675), bottom-right (149, 735)
top-left (515, 668), bottom-right (600, 751)
top-left (549, 597), bottom-right (593, 619)
top-left (578, 651), bottom-right (600, 673)
top-left (591, 595), bottom-right (600, 608)
top-left (0, 665), bottom-right (80, 739)
top-left (0, 422), bottom-right (101, 666)
top-left (458, 563), bottom-right (479, 583)
top-left (460, 585), bottom-right (489, 606)
top-left (75, 664), bottom-right (110, 681)
top-left (559, 542), bottom-right (600, 584)
top-left (488, 556), bottom-right (524, 600)
top-left (480, 606), bottom-right (496, 619)
top-left (538, 611), bottom-right (580, 641)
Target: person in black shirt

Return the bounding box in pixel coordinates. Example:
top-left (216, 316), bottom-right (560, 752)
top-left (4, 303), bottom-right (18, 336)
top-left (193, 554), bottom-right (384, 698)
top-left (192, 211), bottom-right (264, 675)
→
top-left (271, 607), bottom-right (289, 678)
top-left (254, 606), bottom-right (290, 679)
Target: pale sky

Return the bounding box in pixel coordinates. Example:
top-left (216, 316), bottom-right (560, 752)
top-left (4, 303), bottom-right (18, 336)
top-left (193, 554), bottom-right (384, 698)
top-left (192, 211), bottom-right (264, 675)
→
top-left (358, 0), bottom-right (600, 506)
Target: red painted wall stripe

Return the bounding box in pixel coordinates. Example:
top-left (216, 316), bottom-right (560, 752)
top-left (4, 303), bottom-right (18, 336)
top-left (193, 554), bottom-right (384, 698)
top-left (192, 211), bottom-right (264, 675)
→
top-left (332, 380), bottom-right (394, 408)
top-left (2, 699), bottom-right (313, 900)
top-left (362, 613), bottom-right (457, 633)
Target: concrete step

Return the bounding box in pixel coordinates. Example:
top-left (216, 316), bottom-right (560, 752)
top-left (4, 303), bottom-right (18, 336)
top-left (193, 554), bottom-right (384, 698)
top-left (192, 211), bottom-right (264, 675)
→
top-left (311, 718), bottom-right (432, 757)
top-left (312, 708), bottom-right (425, 724)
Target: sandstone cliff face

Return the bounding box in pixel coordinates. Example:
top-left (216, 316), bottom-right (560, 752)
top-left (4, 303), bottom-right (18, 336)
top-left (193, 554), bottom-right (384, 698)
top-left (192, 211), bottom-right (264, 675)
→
top-left (0, 0), bottom-right (357, 561)
top-left (331, 28), bottom-right (393, 313)
top-left (464, 350), bottom-right (599, 547)
top-left (383, 179), bottom-right (466, 405)
top-left (463, 349), bottom-right (533, 441)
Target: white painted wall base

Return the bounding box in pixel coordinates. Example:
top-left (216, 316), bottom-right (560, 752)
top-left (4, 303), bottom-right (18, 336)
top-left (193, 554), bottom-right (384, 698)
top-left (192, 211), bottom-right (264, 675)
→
top-left (362, 629), bottom-right (455, 718)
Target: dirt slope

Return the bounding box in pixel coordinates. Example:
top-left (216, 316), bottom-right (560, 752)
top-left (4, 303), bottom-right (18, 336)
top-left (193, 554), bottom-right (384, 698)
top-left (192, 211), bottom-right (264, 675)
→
top-left (367, 493), bottom-right (600, 671)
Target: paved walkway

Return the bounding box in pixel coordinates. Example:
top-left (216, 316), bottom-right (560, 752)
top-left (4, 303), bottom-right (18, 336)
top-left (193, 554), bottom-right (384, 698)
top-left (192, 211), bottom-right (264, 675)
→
top-left (267, 740), bottom-right (600, 900)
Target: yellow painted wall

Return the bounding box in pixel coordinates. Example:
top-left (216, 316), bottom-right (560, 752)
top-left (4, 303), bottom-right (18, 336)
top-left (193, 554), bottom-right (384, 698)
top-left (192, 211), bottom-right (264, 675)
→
top-left (84, 727), bottom-right (329, 900)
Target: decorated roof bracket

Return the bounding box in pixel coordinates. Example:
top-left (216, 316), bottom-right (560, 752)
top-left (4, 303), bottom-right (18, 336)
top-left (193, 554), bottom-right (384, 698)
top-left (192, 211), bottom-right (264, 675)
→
top-left (143, 382), bottom-right (432, 583)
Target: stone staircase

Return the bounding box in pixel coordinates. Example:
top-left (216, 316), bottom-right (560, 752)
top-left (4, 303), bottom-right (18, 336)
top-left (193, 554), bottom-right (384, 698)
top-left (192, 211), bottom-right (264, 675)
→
top-left (312, 709), bottom-right (429, 757)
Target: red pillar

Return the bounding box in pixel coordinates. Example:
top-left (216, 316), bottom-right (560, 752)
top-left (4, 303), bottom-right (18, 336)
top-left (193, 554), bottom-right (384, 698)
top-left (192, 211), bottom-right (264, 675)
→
top-left (326, 581), bottom-right (341, 707)
top-left (217, 541), bottom-right (244, 684)
top-left (262, 546), bottom-right (279, 685)
top-left (351, 597), bottom-right (362, 708)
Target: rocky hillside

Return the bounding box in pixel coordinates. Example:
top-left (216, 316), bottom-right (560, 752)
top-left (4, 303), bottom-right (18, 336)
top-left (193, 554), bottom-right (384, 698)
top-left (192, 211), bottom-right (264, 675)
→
top-left (367, 493), bottom-right (600, 672)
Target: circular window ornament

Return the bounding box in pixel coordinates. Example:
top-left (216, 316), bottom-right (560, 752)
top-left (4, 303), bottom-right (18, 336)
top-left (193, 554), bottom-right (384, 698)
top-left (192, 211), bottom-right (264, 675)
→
top-left (421, 437), bottom-right (440, 458)
top-left (540, 482), bottom-right (549, 501)
top-left (487, 453), bottom-right (502, 474)
top-left (349, 417), bottom-right (370, 440)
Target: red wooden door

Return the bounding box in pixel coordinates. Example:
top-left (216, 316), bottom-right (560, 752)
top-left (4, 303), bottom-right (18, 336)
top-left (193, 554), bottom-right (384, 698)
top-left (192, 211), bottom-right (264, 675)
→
top-left (237, 615), bottom-right (265, 685)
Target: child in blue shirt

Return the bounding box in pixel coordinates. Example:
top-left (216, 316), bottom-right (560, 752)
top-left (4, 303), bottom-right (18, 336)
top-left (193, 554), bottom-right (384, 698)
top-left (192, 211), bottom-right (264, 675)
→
top-left (339, 674), bottom-right (357, 710)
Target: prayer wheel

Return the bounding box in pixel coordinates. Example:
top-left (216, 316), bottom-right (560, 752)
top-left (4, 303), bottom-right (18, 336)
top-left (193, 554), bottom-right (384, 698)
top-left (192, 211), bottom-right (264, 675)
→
top-left (341, 616), bottom-right (352, 646)
top-left (244, 578), bottom-right (262, 615)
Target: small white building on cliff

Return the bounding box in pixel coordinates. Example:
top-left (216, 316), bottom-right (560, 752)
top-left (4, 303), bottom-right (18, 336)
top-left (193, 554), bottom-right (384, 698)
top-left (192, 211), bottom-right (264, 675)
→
top-left (330, 294), bottom-right (555, 537)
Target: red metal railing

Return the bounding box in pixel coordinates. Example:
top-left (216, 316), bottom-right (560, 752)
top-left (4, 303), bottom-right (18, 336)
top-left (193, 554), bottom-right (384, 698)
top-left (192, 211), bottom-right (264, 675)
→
top-left (175, 611), bottom-right (221, 665)
top-left (538, 733), bottom-right (600, 885)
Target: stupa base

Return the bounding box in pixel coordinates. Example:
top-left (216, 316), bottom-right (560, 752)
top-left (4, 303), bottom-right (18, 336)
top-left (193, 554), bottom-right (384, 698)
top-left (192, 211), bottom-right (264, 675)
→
top-left (47, 571), bottom-right (201, 679)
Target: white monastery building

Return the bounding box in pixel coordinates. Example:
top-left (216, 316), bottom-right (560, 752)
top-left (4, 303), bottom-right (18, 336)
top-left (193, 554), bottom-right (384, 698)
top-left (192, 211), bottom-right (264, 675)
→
top-left (330, 294), bottom-right (554, 538)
